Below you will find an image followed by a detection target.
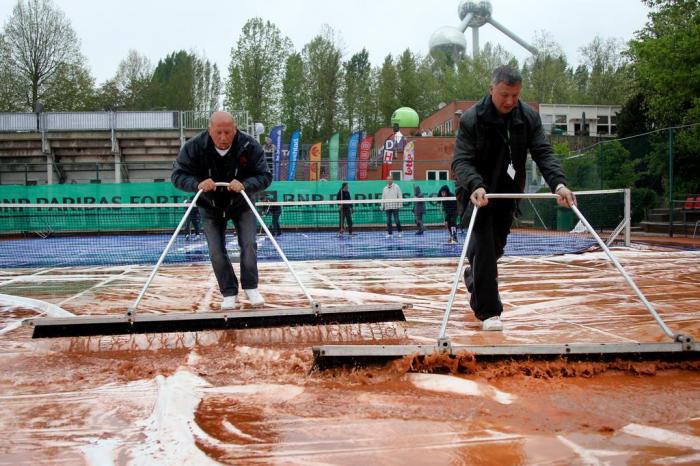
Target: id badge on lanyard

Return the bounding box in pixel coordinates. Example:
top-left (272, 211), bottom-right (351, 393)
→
top-left (504, 128), bottom-right (515, 180)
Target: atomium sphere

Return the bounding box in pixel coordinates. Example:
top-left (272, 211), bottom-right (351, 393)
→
top-left (429, 26), bottom-right (466, 57)
top-left (457, 0), bottom-right (492, 27)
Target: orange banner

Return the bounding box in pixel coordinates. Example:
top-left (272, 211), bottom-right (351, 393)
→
top-left (309, 142), bottom-right (322, 181)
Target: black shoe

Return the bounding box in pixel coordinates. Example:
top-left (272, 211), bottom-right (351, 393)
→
top-left (463, 266), bottom-right (473, 293)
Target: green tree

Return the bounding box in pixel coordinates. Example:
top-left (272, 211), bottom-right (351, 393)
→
top-left (521, 32), bottom-right (573, 104)
top-left (2, 0), bottom-right (86, 110)
top-left (299, 26), bottom-right (343, 141)
top-left (627, 0), bottom-right (700, 198)
top-left (97, 49), bottom-right (152, 110)
top-left (579, 36), bottom-right (628, 104)
top-left (342, 49), bottom-right (372, 132)
top-left (395, 49), bottom-right (421, 111)
top-left (193, 56), bottom-right (221, 112)
top-left (146, 50), bottom-right (195, 110)
top-left (42, 62), bottom-right (96, 111)
top-left (0, 33), bottom-right (25, 111)
top-left (628, 0), bottom-right (700, 126)
top-left (281, 52), bottom-right (304, 134)
top-left (376, 54), bottom-right (399, 127)
top-left (225, 18), bottom-right (291, 130)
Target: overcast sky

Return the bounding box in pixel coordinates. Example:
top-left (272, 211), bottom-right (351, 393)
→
top-left (0, 0), bottom-right (651, 85)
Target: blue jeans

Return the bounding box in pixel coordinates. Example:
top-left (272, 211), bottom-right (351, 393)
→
top-left (201, 207), bottom-right (259, 297)
top-left (385, 209), bottom-right (402, 234)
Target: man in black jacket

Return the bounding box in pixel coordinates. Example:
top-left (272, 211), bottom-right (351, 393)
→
top-left (172, 111), bottom-right (272, 310)
top-left (452, 65), bottom-right (576, 331)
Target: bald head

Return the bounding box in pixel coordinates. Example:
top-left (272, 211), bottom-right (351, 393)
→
top-left (208, 111), bottom-right (237, 150)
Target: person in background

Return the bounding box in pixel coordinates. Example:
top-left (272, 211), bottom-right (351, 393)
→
top-left (337, 182), bottom-right (353, 235)
top-left (412, 185), bottom-right (425, 235)
top-left (438, 185), bottom-right (458, 243)
top-left (452, 65), bottom-right (575, 331)
top-left (183, 198), bottom-right (201, 240)
top-left (172, 111), bottom-right (272, 310)
top-left (266, 192), bottom-right (282, 237)
top-left (381, 176), bottom-right (403, 238)
top-left (262, 136), bottom-right (275, 170)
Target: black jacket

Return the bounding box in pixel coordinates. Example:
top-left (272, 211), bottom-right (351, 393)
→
top-left (452, 95), bottom-right (566, 201)
top-left (337, 189), bottom-right (352, 211)
top-left (172, 129), bottom-right (272, 212)
top-left (439, 185), bottom-right (458, 219)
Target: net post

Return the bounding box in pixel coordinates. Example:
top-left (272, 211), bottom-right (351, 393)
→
top-left (624, 188), bottom-right (631, 247)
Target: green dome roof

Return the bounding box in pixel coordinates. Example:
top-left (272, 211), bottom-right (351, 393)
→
top-left (390, 107), bottom-right (420, 128)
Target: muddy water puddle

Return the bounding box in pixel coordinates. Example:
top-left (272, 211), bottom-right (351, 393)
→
top-left (1, 250), bottom-right (700, 464)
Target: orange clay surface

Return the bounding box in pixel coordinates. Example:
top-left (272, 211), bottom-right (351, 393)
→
top-left (1, 245), bottom-right (699, 464)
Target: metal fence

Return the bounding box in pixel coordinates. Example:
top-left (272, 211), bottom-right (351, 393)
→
top-left (0, 110), bottom-right (250, 133)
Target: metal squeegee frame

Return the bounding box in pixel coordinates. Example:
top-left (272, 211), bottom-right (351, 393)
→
top-left (314, 192), bottom-right (696, 365)
top-left (24, 182), bottom-right (406, 338)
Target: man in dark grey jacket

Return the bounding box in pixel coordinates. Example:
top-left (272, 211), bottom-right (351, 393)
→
top-left (172, 111), bottom-right (272, 310)
top-left (452, 65), bottom-right (576, 331)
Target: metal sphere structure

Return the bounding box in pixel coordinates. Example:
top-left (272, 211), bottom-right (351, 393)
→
top-left (430, 0), bottom-right (537, 59)
top-left (428, 26), bottom-right (467, 59)
top-left (457, 1), bottom-right (492, 28)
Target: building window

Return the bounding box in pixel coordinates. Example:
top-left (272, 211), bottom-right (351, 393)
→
top-left (554, 115), bottom-right (567, 134)
top-left (389, 170), bottom-right (402, 180)
top-left (427, 170), bottom-right (449, 181)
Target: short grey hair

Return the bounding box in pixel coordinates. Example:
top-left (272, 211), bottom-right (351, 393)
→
top-left (491, 65), bottom-right (522, 86)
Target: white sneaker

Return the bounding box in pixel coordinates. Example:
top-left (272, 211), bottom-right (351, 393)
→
top-left (482, 316), bottom-right (503, 331)
top-left (386, 233), bottom-right (392, 239)
top-left (397, 233), bottom-right (402, 238)
top-left (244, 288), bottom-right (265, 307)
top-left (221, 295), bottom-right (238, 310)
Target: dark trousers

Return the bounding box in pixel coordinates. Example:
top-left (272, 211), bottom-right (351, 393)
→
top-left (184, 211), bottom-right (201, 235)
top-left (202, 207), bottom-right (259, 297)
top-left (271, 212), bottom-right (281, 235)
top-left (414, 212), bottom-right (424, 232)
top-left (465, 202), bottom-right (514, 321)
top-left (385, 209), bottom-right (402, 234)
top-left (339, 208), bottom-right (353, 233)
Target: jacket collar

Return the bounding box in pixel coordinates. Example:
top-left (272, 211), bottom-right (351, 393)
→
top-left (476, 95), bottom-right (525, 127)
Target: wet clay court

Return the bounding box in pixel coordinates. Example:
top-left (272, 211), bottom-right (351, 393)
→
top-left (1, 244), bottom-right (700, 464)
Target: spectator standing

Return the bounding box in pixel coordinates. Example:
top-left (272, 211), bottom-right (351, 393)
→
top-left (381, 176), bottom-right (403, 238)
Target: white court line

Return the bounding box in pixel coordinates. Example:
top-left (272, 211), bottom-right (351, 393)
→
top-left (503, 300), bottom-right (637, 343)
top-left (0, 267), bottom-right (57, 288)
top-left (57, 267), bottom-right (135, 306)
top-left (622, 423), bottom-right (700, 450)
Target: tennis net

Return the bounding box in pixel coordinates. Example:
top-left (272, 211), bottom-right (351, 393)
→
top-left (0, 189), bottom-right (628, 268)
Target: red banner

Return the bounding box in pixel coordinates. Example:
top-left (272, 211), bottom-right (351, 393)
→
top-left (357, 135), bottom-right (373, 180)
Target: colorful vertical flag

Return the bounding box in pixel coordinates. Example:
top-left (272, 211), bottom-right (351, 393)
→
top-left (287, 130), bottom-right (301, 181)
top-left (357, 135), bottom-right (374, 180)
top-left (346, 131), bottom-right (360, 181)
top-left (402, 140), bottom-right (415, 181)
top-left (269, 124), bottom-right (284, 181)
top-left (328, 132), bottom-right (339, 180)
top-left (309, 142), bottom-right (322, 181)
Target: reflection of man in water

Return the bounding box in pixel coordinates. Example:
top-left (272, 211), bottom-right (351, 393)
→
top-left (183, 199), bottom-right (201, 240)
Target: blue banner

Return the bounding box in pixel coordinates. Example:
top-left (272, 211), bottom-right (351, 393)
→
top-left (287, 130), bottom-right (301, 181)
top-left (270, 124), bottom-right (284, 181)
top-left (346, 131), bottom-right (360, 181)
